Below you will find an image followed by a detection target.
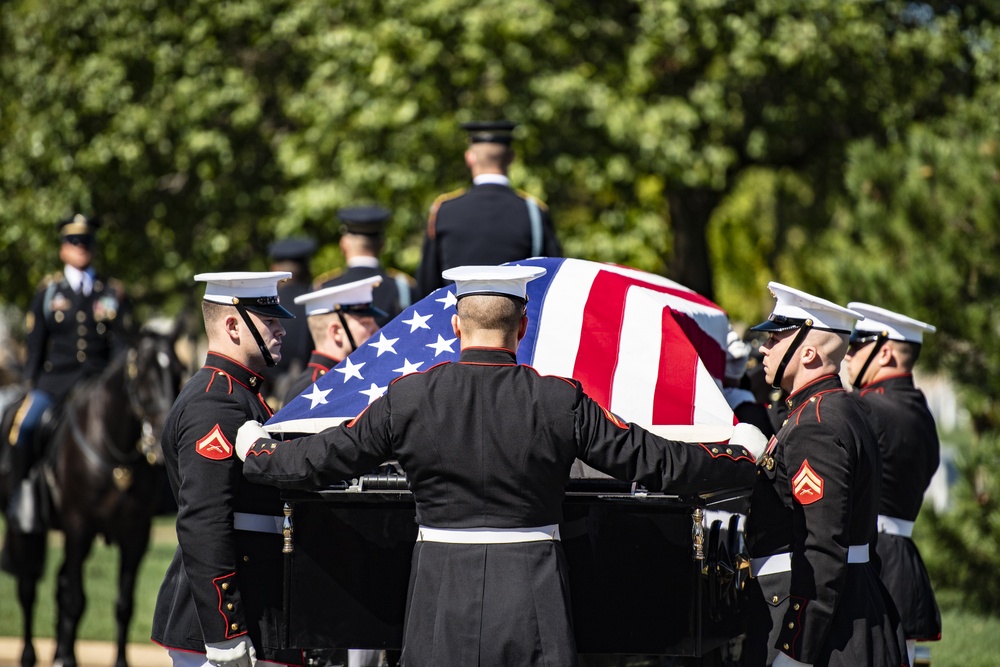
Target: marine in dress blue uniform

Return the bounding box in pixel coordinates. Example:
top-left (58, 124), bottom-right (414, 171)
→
top-left (7, 214), bottom-right (133, 529)
top-left (846, 303), bottom-right (941, 667)
top-left (316, 206), bottom-right (414, 327)
top-left (744, 283), bottom-right (907, 667)
top-left (151, 272), bottom-right (303, 667)
top-left (236, 265), bottom-right (767, 667)
top-left (415, 121), bottom-right (561, 296)
top-left (282, 277), bottom-right (384, 407)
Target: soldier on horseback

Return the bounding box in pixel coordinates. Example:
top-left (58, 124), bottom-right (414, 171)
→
top-left (5, 213), bottom-right (133, 532)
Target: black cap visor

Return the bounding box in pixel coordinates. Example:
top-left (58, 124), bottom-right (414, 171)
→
top-left (336, 303), bottom-right (388, 319)
top-left (749, 314), bottom-right (808, 333)
top-left (232, 296), bottom-right (295, 319)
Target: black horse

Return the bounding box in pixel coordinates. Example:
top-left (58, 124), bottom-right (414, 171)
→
top-left (0, 324), bottom-right (185, 667)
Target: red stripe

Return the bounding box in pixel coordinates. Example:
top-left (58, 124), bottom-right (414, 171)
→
top-left (653, 307), bottom-right (699, 424)
top-left (572, 271), bottom-right (629, 408)
top-left (572, 269), bottom-right (726, 415)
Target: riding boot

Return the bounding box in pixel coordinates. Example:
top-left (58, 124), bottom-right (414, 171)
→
top-left (5, 443), bottom-right (44, 533)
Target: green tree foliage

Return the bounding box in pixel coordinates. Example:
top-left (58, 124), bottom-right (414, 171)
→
top-left (3, 0), bottom-right (992, 317)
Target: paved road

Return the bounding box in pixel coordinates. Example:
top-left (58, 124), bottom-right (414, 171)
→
top-left (0, 637), bottom-right (170, 667)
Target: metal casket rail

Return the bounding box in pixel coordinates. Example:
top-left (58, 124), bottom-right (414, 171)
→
top-left (278, 475), bottom-right (751, 661)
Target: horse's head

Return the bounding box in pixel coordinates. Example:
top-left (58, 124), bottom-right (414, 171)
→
top-left (125, 321), bottom-right (186, 465)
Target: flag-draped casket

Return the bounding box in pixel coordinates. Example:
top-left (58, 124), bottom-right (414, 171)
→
top-left (266, 257), bottom-right (750, 659)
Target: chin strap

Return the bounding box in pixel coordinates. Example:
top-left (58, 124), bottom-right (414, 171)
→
top-left (851, 333), bottom-right (889, 389)
top-left (771, 322), bottom-right (813, 390)
top-left (232, 299), bottom-right (276, 367)
top-left (336, 310), bottom-right (358, 353)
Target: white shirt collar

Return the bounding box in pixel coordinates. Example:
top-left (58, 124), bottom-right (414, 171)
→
top-left (473, 174), bottom-right (511, 187)
top-left (64, 265), bottom-right (95, 294)
top-left (347, 256), bottom-right (381, 269)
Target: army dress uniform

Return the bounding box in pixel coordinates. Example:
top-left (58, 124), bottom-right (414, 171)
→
top-left (243, 345), bottom-right (760, 667)
top-left (416, 178), bottom-right (562, 296)
top-left (859, 373), bottom-right (941, 641)
top-left (281, 351), bottom-right (338, 407)
top-left (744, 375), bottom-right (906, 666)
top-left (151, 352), bottom-right (304, 665)
top-left (25, 270), bottom-right (131, 400)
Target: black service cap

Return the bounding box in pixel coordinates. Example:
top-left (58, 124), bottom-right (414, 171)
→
top-left (338, 206), bottom-right (391, 236)
top-left (268, 237), bottom-right (317, 262)
top-left (460, 120), bottom-right (517, 145)
top-left (58, 213), bottom-right (101, 237)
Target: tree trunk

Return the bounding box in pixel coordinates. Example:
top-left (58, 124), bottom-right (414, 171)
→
top-left (666, 188), bottom-right (721, 300)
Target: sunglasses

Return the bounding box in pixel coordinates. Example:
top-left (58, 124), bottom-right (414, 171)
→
top-left (62, 235), bottom-right (95, 249)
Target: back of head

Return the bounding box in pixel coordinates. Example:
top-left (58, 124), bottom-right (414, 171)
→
top-left (456, 294), bottom-right (525, 334)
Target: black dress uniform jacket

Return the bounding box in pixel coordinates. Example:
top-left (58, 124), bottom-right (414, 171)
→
top-left (416, 184), bottom-right (561, 296)
top-left (281, 351), bottom-right (338, 407)
top-left (244, 347), bottom-right (758, 666)
top-left (321, 264), bottom-right (411, 327)
top-left (859, 373), bottom-right (941, 641)
top-left (152, 353), bottom-right (303, 665)
top-left (744, 375), bottom-right (907, 667)
top-left (24, 271), bottom-right (132, 400)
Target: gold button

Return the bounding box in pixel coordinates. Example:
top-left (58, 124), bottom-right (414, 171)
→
top-left (810, 397), bottom-right (816, 402)
top-left (96, 322), bottom-right (106, 334)
top-left (55, 312), bottom-right (65, 323)
top-left (76, 351), bottom-right (87, 362)
top-left (227, 603), bottom-right (234, 610)
top-left (783, 643), bottom-right (790, 650)
top-left (712, 448), bottom-right (719, 454)
top-left (318, 370), bottom-right (325, 376)
top-left (243, 555), bottom-right (250, 562)
top-left (218, 372), bottom-right (226, 376)
top-left (772, 595), bottom-right (779, 604)
top-left (221, 582), bottom-right (229, 591)
top-left (77, 311), bottom-right (87, 323)
top-left (77, 325), bottom-right (87, 336)
top-left (794, 603), bottom-right (800, 610)
top-left (231, 623), bottom-right (239, 631)
top-left (77, 339), bottom-right (87, 350)
top-left (788, 622), bottom-right (795, 629)
top-left (249, 377), bottom-right (258, 387)
top-left (725, 448), bottom-right (732, 455)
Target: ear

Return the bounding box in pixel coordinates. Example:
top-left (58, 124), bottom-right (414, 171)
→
top-left (451, 313), bottom-right (462, 338)
top-left (517, 314), bottom-right (528, 341)
top-left (464, 148), bottom-right (477, 169)
top-left (878, 342), bottom-right (896, 367)
top-left (330, 319), bottom-right (345, 346)
top-left (224, 314), bottom-right (241, 343)
top-left (799, 344), bottom-right (819, 366)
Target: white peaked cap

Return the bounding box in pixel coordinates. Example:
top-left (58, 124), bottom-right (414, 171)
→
top-left (442, 265), bottom-right (547, 300)
top-left (295, 276), bottom-right (383, 317)
top-left (847, 302), bottom-right (936, 344)
top-left (194, 271), bottom-right (294, 318)
top-left (751, 282), bottom-right (862, 334)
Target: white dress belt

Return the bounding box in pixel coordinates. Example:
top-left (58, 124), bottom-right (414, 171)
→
top-left (233, 512), bottom-right (283, 535)
top-left (751, 544), bottom-right (870, 577)
top-left (416, 524), bottom-right (561, 544)
top-left (877, 514), bottom-right (915, 538)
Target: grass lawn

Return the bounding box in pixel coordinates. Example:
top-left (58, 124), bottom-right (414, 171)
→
top-left (2, 516), bottom-right (998, 665)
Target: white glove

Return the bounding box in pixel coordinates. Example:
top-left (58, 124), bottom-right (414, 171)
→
top-left (773, 651), bottom-right (812, 667)
top-left (205, 636), bottom-right (256, 667)
top-left (236, 420), bottom-right (268, 461)
top-left (729, 422), bottom-right (768, 461)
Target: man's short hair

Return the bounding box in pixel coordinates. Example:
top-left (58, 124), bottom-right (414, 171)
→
top-left (201, 301), bottom-right (231, 337)
top-left (890, 340), bottom-right (921, 369)
top-left (456, 294), bottom-right (525, 332)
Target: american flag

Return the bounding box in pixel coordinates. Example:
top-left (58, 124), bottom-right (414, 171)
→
top-left (266, 257), bottom-right (736, 441)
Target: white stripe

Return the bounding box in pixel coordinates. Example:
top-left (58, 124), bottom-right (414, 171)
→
top-left (528, 261), bottom-right (598, 377)
top-left (416, 525), bottom-right (561, 544)
top-left (877, 515), bottom-right (915, 538)
top-left (693, 363), bottom-right (737, 426)
top-left (233, 512), bottom-right (283, 534)
top-left (263, 416), bottom-right (349, 435)
top-left (751, 545), bottom-right (870, 577)
top-left (610, 287), bottom-right (664, 421)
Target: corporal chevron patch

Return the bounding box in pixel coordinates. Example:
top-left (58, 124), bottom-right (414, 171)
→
top-left (792, 459), bottom-right (824, 505)
top-left (196, 423), bottom-right (234, 460)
